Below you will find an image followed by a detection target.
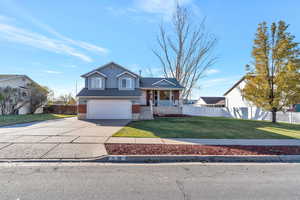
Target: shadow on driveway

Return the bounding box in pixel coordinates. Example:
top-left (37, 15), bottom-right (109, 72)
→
top-left (79, 119), bottom-right (131, 127)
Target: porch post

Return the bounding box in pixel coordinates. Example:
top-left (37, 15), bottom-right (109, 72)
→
top-left (149, 90), bottom-right (153, 114)
top-left (157, 90), bottom-right (160, 106)
top-left (169, 90), bottom-right (172, 106)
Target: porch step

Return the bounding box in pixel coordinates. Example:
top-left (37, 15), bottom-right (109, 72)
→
top-left (139, 107), bottom-right (153, 120)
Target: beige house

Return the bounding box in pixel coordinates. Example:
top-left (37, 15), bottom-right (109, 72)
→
top-left (0, 75), bottom-right (41, 115)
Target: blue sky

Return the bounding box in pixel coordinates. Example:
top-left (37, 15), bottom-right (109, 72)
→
top-left (0, 0), bottom-right (299, 99)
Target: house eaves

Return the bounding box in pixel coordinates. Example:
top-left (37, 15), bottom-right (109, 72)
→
top-left (81, 71), bottom-right (108, 78)
top-left (152, 79), bottom-right (176, 86)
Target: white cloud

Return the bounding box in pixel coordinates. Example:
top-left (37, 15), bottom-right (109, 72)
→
top-left (104, 0), bottom-right (200, 23)
top-left (105, 6), bottom-right (139, 16)
top-left (44, 70), bottom-right (62, 74)
top-left (134, 0), bottom-right (195, 20)
top-left (206, 69), bottom-right (220, 75)
top-left (0, 23), bottom-right (94, 62)
top-left (32, 20), bottom-right (108, 55)
top-left (0, 8), bottom-right (108, 62)
top-left (0, 2), bottom-right (109, 57)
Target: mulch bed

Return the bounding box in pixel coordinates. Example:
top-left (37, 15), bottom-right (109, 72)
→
top-left (105, 143), bottom-right (300, 155)
top-left (154, 114), bottom-right (191, 118)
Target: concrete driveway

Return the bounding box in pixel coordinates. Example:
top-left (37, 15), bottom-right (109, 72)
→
top-left (0, 117), bottom-right (129, 159)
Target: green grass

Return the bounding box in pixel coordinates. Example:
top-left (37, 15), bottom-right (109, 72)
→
top-left (113, 116), bottom-right (300, 139)
top-left (0, 114), bottom-right (75, 127)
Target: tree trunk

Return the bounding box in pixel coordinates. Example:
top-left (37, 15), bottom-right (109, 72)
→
top-left (271, 108), bottom-right (277, 123)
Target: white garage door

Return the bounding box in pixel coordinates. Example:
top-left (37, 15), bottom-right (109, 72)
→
top-left (87, 100), bottom-right (132, 119)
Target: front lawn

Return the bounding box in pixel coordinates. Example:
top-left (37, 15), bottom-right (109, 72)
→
top-left (0, 114), bottom-right (75, 127)
top-left (113, 116), bottom-right (300, 139)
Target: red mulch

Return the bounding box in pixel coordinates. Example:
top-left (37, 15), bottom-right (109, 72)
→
top-left (105, 143), bottom-right (300, 155)
top-left (154, 114), bottom-right (191, 117)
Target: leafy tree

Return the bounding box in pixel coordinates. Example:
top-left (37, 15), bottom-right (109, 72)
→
top-left (45, 87), bottom-right (55, 105)
top-left (26, 83), bottom-right (49, 114)
top-left (153, 4), bottom-right (217, 99)
top-left (242, 21), bottom-right (300, 123)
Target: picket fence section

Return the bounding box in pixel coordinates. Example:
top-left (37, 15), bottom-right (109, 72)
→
top-left (182, 105), bottom-right (300, 124)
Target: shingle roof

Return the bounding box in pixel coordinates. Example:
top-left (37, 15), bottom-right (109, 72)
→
top-left (0, 74), bottom-right (24, 80)
top-left (81, 62), bottom-right (140, 78)
top-left (140, 77), bottom-right (184, 89)
top-left (200, 97), bottom-right (225, 105)
top-left (77, 88), bottom-right (141, 97)
top-left (0, 74), bottom-right (40, 86)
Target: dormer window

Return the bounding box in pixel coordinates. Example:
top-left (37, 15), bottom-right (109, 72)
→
top-left (91, 77), bottom-right (102, 89)
top-left (120, 78), bottom-right (133, 89)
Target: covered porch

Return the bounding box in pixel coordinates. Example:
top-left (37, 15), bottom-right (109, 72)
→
top-left (139, 89), bottom-right (182, 117)
top-left (145, 89), bottom-right (181, 107)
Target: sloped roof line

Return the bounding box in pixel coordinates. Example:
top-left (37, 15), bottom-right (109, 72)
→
top-left (81, 62), bottom-right (139, 78)
top-left (152, 78), bottom-right (176, 86)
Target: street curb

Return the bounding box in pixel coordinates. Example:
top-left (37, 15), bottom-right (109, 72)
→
top-left (104, 155), bottom-right (300, 163)
top-left (1, 155), bottom-right (300, 163)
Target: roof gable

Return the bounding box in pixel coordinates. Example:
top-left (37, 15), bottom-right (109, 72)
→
top-left (140, 77), bottom-right (184, 89)
top-left (152, 79), bottom-right (176, 86)
top-left (116, 71), bottom-right (137, 78)
top-left (223, 76), bottom-right (245, 96)
top-left (81, 71), bottom-right (107, 78)
top-left (0, 74), bottom-right (37, 85)
top-left (81, 62), bottom-right (139, 78)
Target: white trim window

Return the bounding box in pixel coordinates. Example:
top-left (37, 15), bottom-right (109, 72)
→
top-left (91, 77), bottom-right (102, 89)
top-left (120, 78), bottom-right (133, 89)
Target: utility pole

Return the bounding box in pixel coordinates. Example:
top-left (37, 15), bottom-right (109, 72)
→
top-left (75, 80), bottom-right (78, 96)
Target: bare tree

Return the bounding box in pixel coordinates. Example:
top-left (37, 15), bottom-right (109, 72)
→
top-left (57, 93), bottom-right (76, 105)
top-left (0, 87), bottom-right (25, 115)
top-left (153, 4), bottom-right (217, 99)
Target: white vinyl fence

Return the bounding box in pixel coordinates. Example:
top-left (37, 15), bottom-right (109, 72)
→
top-left (183, 105), bottom-right (300, 124)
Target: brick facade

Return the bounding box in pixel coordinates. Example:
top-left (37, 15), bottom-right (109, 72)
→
top-left (78, 104), bottom-right (87, 113)
top-left (132, 104), bottom-right (140, 113)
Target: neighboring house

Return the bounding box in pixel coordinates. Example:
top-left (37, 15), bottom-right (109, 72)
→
top-left (0, 74), bottom-right (40, 114)
top-left (195, 97), bottom-right (225, 107)
top-left (183, 99), bottom-right (197, 105)
top-left (223, 76), bottom-right (252, 108)
top-left (76, 62), bottom-right (184, 120)
top-left (224, 76), bottom-right (300, 113)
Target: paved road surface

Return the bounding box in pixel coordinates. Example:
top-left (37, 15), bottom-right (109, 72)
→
top-left (0, 163), bottom-right (300, 200)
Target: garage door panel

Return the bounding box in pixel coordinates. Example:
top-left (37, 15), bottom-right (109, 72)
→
top-left (87, 100), bottom-right (132, 119)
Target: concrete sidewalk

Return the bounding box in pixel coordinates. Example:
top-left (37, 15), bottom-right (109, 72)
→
top-left (106, 137), bottom-right (300, 146)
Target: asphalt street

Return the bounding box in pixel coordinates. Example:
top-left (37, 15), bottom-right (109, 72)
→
top-left (0, 163), bottom-right (300, 200)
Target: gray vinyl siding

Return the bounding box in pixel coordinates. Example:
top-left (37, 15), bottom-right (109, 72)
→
top-left (118, 73), bottom-right (136, 90)
top-left (87, 74), bottom-right (105, 90)
top-left (85, 63), bottom-right (138, 89)
top-left (99, 64), bottom-right (138, 88)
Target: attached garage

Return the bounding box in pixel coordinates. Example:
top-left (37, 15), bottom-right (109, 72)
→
top-left (86, 100), bottom-right (132, 119)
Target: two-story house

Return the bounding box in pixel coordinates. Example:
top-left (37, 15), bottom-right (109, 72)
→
top-left (76, 62), bottom-right (184, 120)
top-left (0, 74), bottom-right (42, 115)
